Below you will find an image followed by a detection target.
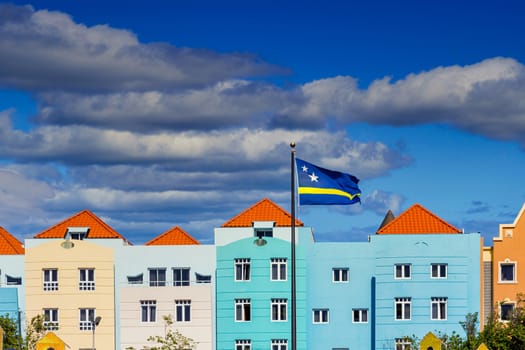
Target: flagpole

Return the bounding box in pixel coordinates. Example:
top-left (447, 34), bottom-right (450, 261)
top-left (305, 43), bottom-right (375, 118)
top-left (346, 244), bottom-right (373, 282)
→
top-left (290, 142), bottom-right (297, 350)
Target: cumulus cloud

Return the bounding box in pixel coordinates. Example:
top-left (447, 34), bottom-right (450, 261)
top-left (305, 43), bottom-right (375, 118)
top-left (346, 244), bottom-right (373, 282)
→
top-left (0, 167), bottom-right (55, 233)
top-left (363, 189), bottom-right (404, 216)
top-left (0, 114), bottom-right (410, 177)
top-left (292, 57), bottom-right (525, 144)
top-left (1, 4), bottom-right (524, 243)
top-left (0, 4), bottom-right (283, 92)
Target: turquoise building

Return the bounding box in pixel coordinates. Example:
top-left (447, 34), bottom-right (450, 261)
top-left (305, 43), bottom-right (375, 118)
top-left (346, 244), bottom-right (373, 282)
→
top-left (215, 198), bottom-right (311, 350)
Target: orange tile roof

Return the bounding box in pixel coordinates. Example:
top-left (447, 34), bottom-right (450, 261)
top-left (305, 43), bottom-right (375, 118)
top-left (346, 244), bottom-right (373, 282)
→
top-left (145, 226), bottom-right (200, 246)
top-left (34, 210), bottom-right (129, 242)
top-left (0, 227), bottom-right (24, 255)
top-left (222, 198), bottom-right (303, 227)
top-left (377, 204), bottom-right (461, 234)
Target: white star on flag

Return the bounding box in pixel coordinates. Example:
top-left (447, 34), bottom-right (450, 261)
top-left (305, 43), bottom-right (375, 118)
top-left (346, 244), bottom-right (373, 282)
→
top-left (302, 165), bottom-right (308, 172)
top-left (308, 172), bottom-right (319, 182)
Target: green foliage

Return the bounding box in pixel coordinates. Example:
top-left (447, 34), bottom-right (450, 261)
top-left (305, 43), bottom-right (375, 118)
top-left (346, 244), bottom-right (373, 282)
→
top-left (23, 314), bottom-right (47, 350)
top-left (478, 295), bottom-right (525, 350)
top-left (144, 315), bottom-right (197, 350)
top-left (0, 313), bottom-right (22, 348)
top-left (404, 313), bottom-right (480, 350)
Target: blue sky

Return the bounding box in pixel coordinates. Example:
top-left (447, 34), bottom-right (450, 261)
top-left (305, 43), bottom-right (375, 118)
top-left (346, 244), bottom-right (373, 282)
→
top-left (0, 0), bottom-right (524, 244)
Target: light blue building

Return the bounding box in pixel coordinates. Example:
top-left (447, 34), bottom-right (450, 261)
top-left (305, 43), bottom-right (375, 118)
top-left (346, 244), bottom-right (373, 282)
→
top-left (307, 241), bottom-right (375, 349)
top-left (306, 204), bottom-right (481, 350)
top-left (0, 227), bottom-right (25, 335)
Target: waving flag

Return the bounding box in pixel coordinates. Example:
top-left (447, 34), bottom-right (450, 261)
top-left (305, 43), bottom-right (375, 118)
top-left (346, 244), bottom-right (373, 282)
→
top-left (296, 158), bottom-right (361, 205)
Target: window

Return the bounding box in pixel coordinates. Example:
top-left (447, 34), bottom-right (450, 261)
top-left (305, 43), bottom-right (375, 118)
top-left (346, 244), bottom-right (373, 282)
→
top-left (500, 302), bottom-right (515, 321)
top-left (43, 269), bottom-right (58, 291)
top-left (255, 228), bottom-right (273, 238)
top-left (431, 263), bottom-right (447, 278)
top-left (312, 309), bottom-right (329, 324)
top-left (235, 339), bottom-right (251, 350)
top-left (235, 259), bottom-right (250, 281)
top-left (395, 338), bottom-right (412, 350)
top-left (79, 308), bottom-right (95, 331)
top-left (395, 298), bottom-right (411, 320)
top-left (431, 297), bottom-right (447, 320)
top-left (195, 272), bottom-right (211, 283)
top-left (333, 268), bottom-right (349, 283)
top-left (6, 275), bottom-right (22, 285)
top-left (43, 308), bottom-right (59, 330)
top-left (175, 300), bottom-right (191, 322)
top-left (173, 268), bottom-right (190, 286)
top-left (127, 273), bottom-right (143, 284)
top-left (141, 300), bottom-right (157, 322)
top-left (499, 262), bottom-right (516, 282)
top-left (67, 226), bottom-right (89, 240)
top-left (395, 264), bottom-right (411, 279)
top-left (352, 308), bottom-right (368, 323)
top-left (235, 299), bottom-right (251, 321)
top-left (79, 268), bottom-right (95, 291)
top-left (271, 298), bottom-right (287, 321)
top-left (271, 258), bottom-right (287, 281)
top-left (235, 299), bottom-right (252, 322)
top-left (149, 268), bottom-right (166, 287)
top-left (272, 339), bottom-right (288, 350)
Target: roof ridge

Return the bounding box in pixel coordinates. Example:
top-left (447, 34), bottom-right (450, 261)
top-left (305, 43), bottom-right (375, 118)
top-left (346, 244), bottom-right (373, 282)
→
top-left (34, 209), bottom-right (91, 238)
top-left (33, 209), bottom-right (131, 243)
top-left (0, 226), bottom-right (24, 254)
top-left (145, 226), bottom-right (200, 246)
top-left (377, 203), bottom-right (461, 234)
top-left (222, 198), bottom-right (271, 227)
top-left (222, 198), bottom-right (303, 227)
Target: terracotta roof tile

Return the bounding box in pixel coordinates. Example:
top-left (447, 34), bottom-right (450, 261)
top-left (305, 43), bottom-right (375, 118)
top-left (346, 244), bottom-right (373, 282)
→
top-left (34, 210), bottom-right (130, 242)
top-left (377, 204), bottom-right (461, 234)
top-left (0, 227), bottom-right (24, 255)
top-left (145, 226), bottom-right (200, 246)
top-left (222, 198), bottom-right (303, 227)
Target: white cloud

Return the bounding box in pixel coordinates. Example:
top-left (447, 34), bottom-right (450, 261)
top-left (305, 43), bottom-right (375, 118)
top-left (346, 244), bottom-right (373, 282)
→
top-left (0, 4), bottom-right (282, 92)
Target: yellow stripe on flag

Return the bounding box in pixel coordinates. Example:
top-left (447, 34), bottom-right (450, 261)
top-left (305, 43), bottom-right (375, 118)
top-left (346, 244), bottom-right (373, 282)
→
top-left (298, 187), bottom-right (361, 200)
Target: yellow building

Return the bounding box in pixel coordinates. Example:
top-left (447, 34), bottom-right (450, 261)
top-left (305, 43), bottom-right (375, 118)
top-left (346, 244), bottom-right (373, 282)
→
top-left (25, 210), bottom-right (127, 350)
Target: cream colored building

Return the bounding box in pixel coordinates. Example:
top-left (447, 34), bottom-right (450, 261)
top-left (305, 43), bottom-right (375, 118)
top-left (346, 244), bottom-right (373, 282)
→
top-left (25, 238), bottom-right (116, 350)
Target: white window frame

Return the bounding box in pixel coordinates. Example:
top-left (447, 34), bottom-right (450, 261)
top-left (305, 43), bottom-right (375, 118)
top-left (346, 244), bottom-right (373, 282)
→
top-left (271, 298), bottom-right (287, 322)
top-left (394, 264), bottom-right (411, 279)
top-left (395, 297), bottom-right (411, 320)
top-left (79, 268), bottom-right (95, 291)
top-left (431, 263), bottom-right (448, 279)
top-left (500, 301), bottom-right (515, 321)
top-left (431, 297), bottom-right (448, 320)
top-left (499, 261), bottom-right (517, 283)
top-left (272, 339), bottom-right (288, 350)
top-left (149, 268), bottom-right (166, 287)
top-left (141, 300), bottom-right (157, 323)
top-left (79, 308), bottom-right (95, 331)
top-left (43, 308), bottom-right (59, 330)
top-left (43, 269), bottom-right (58, 291)
top-left (395, 338), bottom-right (412, 350)
top-left (173, 267), bottom-right (191, 286)
top-left (235, 258), bottom-right (251, 281)
top-left (312, 308), bottom-right (329, 324)
top-left (67, 226), bottom-right (89, 240)
top-left (352, 308), bottom-right (368, 323)
top-left (271, 258), bottom-right (287, 281)
top-left (235, 299), bottom-right (251, 322)
top-left (333, 268), bottom-right (349, 283)
top-left (235, 339), bottom-right (251, 350)
top-left (175, 299), bottom-right (191, 322)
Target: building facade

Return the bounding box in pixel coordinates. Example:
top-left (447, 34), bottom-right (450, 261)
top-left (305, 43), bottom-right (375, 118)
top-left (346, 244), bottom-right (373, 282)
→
top-left (3, 198), bottom-right (519, 349)
top-left (490, 203), bottom-right (525, 322)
